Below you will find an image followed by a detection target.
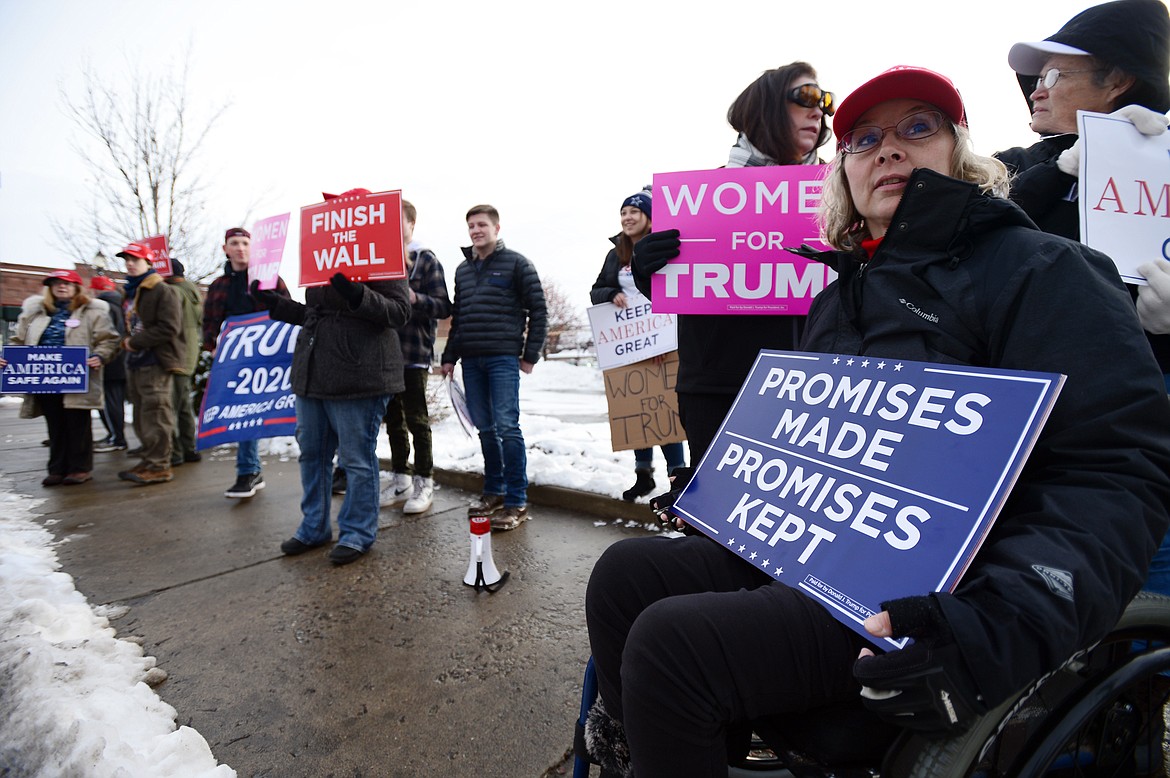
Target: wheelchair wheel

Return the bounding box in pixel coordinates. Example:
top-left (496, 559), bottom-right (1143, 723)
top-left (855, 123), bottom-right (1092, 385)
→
top-left (890, 592), bottom-right (1170, 778)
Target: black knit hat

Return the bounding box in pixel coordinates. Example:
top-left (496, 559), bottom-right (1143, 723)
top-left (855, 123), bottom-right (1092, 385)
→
top-left (1008, 0), bottom-right (1170, 113)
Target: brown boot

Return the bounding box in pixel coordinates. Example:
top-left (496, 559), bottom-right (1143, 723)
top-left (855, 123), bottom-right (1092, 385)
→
top-left (124, 466), bottom-right (173, 486)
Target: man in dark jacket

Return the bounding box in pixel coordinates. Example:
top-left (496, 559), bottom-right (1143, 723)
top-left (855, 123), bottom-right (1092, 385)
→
top-left (115, 242), bottom-right (184, 485)
top-left (91, 275), bottom-right (128, 453)
top-left (203, 227), bottom-right (292, 498)
top-left (254, 189), bottom-right (412, 566)
top-left (440, 204), bottom-right (548, 531)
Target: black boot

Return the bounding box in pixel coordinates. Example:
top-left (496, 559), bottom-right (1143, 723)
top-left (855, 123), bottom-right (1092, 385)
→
top-left (622, 468), bottom-right (655, 502)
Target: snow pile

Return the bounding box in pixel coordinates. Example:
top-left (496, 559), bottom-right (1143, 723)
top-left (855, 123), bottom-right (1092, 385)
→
top-left (0, 478), bottom-right (234, 778)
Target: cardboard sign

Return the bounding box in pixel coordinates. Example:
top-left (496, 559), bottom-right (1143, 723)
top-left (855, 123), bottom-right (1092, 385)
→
top-left (196, 313), bottom-right (299, 449)
top-left (141, 234), bottom-right (172, 277)
top-left (299, 190), bottom-right (405, 287)
top-left (603, 351), bottom-right (686, 451)
top-left (587, 292), bottom-right (678, 370)
top-left (672, 350), bottom-right (1064, 649)
top-left (649, 166), bottom-right (835, 315)
top-left (1079, 110), bottom-right (1170, 285)
top-left (248, 213), bottom-right (290, 291)
top-left (1, 346), bottom-right (90, 394)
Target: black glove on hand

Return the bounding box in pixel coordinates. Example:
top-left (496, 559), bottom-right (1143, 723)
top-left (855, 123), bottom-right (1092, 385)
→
top-left (649, 466), bottom-right (698, 533)
top-left (330, 272), bottom-right (364, 307)
top-left (632, 229), bottom-right (681, 277)
top-left (853, 595), bottom-right (986, 736)
top-left (249, 280), bottom-right (281, 311)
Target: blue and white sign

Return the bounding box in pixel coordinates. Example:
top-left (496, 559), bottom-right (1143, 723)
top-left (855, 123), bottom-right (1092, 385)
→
top-left (0, 346), bottom-right (90, 394)
top-left (197, 313), bottom-right (300, 449)
top-left (673, 351), bottom-right (1064, 649)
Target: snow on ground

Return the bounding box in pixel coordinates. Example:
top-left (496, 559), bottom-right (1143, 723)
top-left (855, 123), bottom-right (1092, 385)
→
top-left (0, 361), bottom-right (667, 775)
top-left (0, 477), bottom-right (234, 777)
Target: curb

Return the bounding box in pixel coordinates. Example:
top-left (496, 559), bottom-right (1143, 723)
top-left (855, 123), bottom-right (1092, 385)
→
top-left (378, 459), bottom-right (656, 522)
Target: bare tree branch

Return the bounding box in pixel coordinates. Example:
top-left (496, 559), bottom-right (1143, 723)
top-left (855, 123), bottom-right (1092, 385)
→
top-left (50, 51), bottom-right (230, 279)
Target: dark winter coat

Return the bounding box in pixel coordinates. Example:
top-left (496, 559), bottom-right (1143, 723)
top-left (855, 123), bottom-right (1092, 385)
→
top-left (398, 247), bottom-right (452, 366)
top-left (795, 168), bottom-right (1170, 709)
top-left (266, 279), bottom-right (411, 400)
top-left (996, 134), bottom-right (1170, 370)
top-left (441, 241), bottom-right (548, 365)
top-left (632, 255), bottom-right (804, 396)
top-left (96, 289), bottom-right (127, 382)
top-left (202, 261), bottom-right (292, 352)
top-left (126, 273), bottom-right (184, 373)
top-left (590, 239), bottom-right (627, 305)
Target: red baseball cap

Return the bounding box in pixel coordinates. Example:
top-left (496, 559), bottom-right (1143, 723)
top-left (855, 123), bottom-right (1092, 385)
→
top-left (90, 275), bottom-right (117, 291)
top-left (116, 242), bottom-right (154, 261)
top-left (44, 269), bottom-right (83, 286)
top-left (322, 188), bottom-right (372, 200)
top-left (833, 66), bottom-right (967, 147)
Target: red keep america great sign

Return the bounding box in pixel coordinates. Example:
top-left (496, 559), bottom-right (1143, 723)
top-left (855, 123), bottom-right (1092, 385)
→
top-left (298, 190), bottom-right (406, 287)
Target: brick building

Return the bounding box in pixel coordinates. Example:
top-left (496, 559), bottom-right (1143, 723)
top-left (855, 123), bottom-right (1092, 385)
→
top-left (1, 262), bottom-right (126, 344)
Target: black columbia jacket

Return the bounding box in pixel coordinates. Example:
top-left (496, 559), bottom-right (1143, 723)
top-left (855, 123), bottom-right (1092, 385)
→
top-left (795, 168), bottom-right (1170, 708)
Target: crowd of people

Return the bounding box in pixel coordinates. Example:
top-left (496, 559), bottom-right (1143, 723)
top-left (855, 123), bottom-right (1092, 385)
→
top-left (6, 0), bottom-right (1170, 771)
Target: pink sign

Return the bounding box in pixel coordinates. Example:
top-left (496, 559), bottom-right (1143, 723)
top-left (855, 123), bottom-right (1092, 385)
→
top-left (649, 166), bottom-right (834, 315)
top-left (299, 190), bottom-right (405, 287)
top-left (142, 234), bottom-right (172, 277)
top-left (248, 213), bottom-right (290, 290)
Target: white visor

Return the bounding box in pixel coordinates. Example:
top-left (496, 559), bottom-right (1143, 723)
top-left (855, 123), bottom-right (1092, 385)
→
top-left (1008, 41), bottom-right (1092, 75)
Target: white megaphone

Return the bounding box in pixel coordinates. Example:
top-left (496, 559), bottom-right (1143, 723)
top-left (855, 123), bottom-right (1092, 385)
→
top-left (463, 515), bottom-right (509, 592)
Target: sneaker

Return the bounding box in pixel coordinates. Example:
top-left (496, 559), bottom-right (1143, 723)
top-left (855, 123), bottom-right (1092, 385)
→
top-left (331, 467), bottom-right (347, 495)
top-left (126, 446), bottom-right (144, 457)
top-left (491, 505), bottom-right (530, 531)
top-left (328, 545), bottom-right (365, 566)
top-left (225, 473), bottom-right (264, 499)
top-left (123, 467), bottom-right (173, 486)
top-left (62, 472), bottom-right (93, 485)
top-left (184, 451), bottom-right (202, 463)
top-left (171, 454), bottom-right (185, 467)
top-left (468, 493), bottom-right (505, 516)
top-left (403, 476), bottom-right (434, 514)
top-left (380, 472), bottom-right (413, 507)
top-left (280, 537), bottom-right (328, 555)
top-left (94, 441), bottom-right (128, 453)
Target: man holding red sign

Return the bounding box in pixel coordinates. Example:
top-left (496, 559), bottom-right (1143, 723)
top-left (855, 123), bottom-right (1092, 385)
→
top-left (254, 188), bottom-right (411, 566)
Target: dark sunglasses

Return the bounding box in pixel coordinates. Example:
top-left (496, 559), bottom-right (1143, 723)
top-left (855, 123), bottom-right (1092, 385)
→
top-left (788, 84), bottom-right (835, 116)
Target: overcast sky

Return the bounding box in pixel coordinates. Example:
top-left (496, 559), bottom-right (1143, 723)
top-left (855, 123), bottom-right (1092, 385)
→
top-left (0, 0), bottom-right (1126, 306)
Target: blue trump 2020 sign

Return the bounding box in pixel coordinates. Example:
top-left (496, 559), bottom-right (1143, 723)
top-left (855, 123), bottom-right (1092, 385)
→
top-left (197, 313), bottom-right (300, 449)
top-left (672, 351), bottom-right (1064, 649)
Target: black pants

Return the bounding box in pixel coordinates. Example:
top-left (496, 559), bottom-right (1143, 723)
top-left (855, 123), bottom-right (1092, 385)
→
top-left (585, 535), bottom-right (873, 777)
top-left (41, 394), bottom-right (94, 475)
top-left (100, 379), bottom-right (127, 445)
top-left (676, 392), bottom-right (736, 464)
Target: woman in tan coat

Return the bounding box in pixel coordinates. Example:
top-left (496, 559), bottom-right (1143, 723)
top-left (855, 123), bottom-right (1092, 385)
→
top-left (1, 270), bottom-right (120, 485)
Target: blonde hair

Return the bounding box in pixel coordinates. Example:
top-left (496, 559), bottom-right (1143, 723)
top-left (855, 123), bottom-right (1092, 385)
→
top-left (817, 123), bottom-right (1010, 252)
top-left (41, 285), bottom-right (87, 314)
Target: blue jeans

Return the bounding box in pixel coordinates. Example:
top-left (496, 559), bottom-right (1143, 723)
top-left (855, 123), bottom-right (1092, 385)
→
top-left (462, 355), bottom-right (527, 507)
top-left (294, 394), bottom-right (390, 552)
top-left (634, 442), bottom-right (686, 471)
top-left (237, 439), bottom-right (260, 476)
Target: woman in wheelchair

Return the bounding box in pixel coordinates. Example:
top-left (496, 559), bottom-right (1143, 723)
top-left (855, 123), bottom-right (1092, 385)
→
top-left (583, 66), bottom-right (1170, 777)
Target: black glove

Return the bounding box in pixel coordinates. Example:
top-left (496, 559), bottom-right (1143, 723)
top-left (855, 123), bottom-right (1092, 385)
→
top-left (649, 466), bottom-right (699, 534)
top-left (632, 229), bottom-right (681, 277)
top-left (852, 596), bottom-right (986, 736)
top-left (249, 280), bottom-right (281, 311)
top-left (330, 272), bottom-right (364, 307)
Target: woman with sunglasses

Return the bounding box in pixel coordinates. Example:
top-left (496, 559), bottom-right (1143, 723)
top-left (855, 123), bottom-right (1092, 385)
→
top-left (583, 66), bottom-right (1170, 777)
top-left (630, 62), bottom-right (834, 474)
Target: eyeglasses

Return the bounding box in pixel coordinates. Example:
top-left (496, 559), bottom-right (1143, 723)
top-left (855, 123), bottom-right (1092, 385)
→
top-left (839, 110), bottom-right (947, 154)
top-left (788, 84), bottom-right (835, 116)
top-left (1034, 67), bottom-right (1104, 91)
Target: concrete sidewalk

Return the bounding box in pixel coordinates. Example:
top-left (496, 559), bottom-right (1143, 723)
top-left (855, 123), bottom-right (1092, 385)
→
top-left (0, 403), bottom-right (658, 777)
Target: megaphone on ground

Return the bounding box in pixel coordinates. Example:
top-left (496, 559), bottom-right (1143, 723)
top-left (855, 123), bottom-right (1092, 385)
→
top-left (464, 515), bottom-right (509, 592)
